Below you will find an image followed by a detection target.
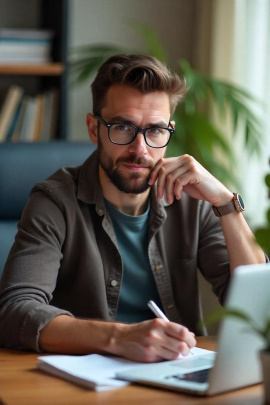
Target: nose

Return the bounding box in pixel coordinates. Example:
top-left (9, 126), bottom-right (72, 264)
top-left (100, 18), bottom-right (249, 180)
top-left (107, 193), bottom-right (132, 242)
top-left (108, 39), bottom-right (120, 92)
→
top-left (128, 132), bottom-right (148, 155)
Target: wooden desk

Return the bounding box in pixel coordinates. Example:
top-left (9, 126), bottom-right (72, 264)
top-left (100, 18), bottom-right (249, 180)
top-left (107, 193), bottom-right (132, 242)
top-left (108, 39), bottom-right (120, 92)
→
top-left (0, 337), bottom-right (264, 405)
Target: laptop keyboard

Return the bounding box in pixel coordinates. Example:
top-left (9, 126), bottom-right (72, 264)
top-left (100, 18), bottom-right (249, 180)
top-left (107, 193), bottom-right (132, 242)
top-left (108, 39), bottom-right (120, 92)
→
top-left (167, 367), bottom-right (211, 384)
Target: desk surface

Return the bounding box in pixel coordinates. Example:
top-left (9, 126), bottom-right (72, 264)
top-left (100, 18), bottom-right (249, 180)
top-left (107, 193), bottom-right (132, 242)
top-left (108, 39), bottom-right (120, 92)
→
top-left (0, 337), bottom-right (264, 405)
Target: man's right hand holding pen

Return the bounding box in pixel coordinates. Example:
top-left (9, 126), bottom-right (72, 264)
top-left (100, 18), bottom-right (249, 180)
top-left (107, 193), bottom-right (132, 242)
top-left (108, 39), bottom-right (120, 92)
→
top-left (40, 312), bottom-right (196, 363)
top-left (104, 300), bottom-right (196, 362)
top-left (105, 316), bottom-right (197, 362)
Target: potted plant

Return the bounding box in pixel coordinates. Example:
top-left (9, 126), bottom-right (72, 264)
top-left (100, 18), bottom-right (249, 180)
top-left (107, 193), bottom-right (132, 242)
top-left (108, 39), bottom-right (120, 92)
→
top-left (254, 170), bottom-right (270, 257)
top-left (204, 302), bottom-right (270, 403)
top-left (69, 22), bottom-right (263, 188)
top-left (254, 169), bottom-right (270, 403)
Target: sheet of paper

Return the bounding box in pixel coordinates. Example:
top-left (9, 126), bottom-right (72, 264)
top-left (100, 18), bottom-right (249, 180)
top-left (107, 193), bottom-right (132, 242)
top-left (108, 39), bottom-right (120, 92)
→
top-left (37, 354), bottom-right (148, 391)
top-left (178, 347), bottom-right (216, 359)
top-left (37, 347), bottom-right (215, 391)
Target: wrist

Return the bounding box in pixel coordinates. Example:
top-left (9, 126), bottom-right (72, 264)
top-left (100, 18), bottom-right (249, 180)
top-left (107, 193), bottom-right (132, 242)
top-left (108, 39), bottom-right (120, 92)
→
top-left (86, 320), bottom-right (119, 354)
top-left (104, 322), bottom-right (128, 356)
top-left (212, 192), bottom-right (245, 217)
top-left (213, 191), bottom-right (234, 207)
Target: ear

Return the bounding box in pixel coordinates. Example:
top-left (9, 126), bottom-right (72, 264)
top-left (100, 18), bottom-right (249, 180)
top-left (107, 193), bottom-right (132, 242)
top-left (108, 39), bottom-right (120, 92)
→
top-left (86, 113), bottom-right (98, 144)
top-left (170, 120), bottom-right (175, 129)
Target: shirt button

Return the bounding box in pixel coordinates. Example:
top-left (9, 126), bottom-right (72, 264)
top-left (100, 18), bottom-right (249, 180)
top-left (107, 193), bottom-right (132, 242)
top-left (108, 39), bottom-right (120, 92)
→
top-left (155, 264), bottom-right (163, 270)
top-left (111, 280), bottom-right (118, 287)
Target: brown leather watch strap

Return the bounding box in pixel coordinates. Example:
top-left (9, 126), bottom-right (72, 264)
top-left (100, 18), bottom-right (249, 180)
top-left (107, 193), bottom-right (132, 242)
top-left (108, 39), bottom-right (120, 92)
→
top-left (212, 201), bottom-right (236, 217)
top-left (212, 193), bottom-right (245, 217)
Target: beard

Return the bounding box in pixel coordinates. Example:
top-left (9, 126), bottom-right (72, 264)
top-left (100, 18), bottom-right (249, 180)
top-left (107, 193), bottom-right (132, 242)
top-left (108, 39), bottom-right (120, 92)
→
top-left (97, 139), bottom-right (155, 195)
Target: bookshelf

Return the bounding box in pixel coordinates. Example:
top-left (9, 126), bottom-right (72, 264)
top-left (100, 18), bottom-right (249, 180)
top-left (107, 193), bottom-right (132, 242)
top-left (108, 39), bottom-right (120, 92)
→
top-left (0, 64), bottom-right (64, 76)
top-left (0, 0), bottom-right (69, 140)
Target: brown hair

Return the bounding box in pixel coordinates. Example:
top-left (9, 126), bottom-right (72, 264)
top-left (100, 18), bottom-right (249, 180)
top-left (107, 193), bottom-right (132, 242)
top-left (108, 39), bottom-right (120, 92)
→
top-left (91, 54), bottom-right (187, 116)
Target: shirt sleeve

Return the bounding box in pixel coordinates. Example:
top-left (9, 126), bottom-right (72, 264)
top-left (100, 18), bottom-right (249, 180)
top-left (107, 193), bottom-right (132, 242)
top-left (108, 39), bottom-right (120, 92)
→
top-left (0, 189), bottom-right (73, 352)
top-left (197, 201), bottom-right (231, 306)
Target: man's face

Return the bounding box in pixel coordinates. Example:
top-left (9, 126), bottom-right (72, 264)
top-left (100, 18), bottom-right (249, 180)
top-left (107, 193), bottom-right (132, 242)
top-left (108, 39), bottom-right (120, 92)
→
top-left (96, 84), bottom-right (171, 195)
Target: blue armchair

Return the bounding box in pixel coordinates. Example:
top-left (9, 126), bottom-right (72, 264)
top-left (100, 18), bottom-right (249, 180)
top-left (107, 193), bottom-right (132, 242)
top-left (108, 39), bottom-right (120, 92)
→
top-left (0, 141), bottom-right (96, 277)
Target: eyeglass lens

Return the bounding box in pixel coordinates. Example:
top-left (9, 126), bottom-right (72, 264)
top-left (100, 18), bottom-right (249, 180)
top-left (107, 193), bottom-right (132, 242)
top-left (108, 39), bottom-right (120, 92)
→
top-left (109, 124), bottom-right (170, 147)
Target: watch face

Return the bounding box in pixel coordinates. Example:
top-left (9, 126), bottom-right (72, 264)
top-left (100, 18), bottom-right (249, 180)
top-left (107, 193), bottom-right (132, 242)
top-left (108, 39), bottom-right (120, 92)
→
top-left (238, 194), bottom-right (245, 209)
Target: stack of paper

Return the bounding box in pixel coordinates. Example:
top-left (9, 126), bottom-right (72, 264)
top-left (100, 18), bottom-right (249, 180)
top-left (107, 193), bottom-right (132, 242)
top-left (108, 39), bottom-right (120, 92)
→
top-left (37, 348), bottom-right (214, 391)
top-left (37, 354), bottom-right (146, 391)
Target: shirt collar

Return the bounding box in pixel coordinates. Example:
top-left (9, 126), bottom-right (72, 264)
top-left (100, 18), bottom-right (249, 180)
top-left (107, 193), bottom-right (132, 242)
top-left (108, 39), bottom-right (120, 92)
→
top-left (77, 150), bottom-right (100, 203)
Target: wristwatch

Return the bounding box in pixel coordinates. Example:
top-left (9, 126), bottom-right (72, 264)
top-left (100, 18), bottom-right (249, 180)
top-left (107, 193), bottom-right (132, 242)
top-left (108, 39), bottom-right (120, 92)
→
top-left (212, 193), bottom-right (245, 217)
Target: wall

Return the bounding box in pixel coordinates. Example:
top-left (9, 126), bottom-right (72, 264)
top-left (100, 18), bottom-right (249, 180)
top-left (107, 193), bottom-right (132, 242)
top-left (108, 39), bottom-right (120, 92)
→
top-left (210, 0), bottom-right (270, 228)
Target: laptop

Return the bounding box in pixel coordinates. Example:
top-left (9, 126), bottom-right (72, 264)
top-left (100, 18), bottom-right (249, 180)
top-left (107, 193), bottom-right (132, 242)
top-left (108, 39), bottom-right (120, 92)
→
top-left (116, 263), bottom-right (270, 396)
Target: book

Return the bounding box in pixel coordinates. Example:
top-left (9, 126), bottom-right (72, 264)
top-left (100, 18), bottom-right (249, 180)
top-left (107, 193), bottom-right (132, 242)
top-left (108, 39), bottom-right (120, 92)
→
top-left (32, 93), bottom-right (45, 141)
top-left (0, 28), bottom-right (53, 64)
top-left (37, 348), bottom-right (213, 391)
top-left (10, 95), bottom-right (29, 141)
top-left (0, 85), bottom-right (24, 141)
top-left (40, 88), bottom-right (59, 141)
top-left (0, 41), bottom-right (52, 64)
top-left (0, 55), bottom-right (52, 64)
top-left (5, 99), bottom-right (23, 141)
top-left (49, 88), bottom-right (59, 139)
top-left (0, 28), bottom-right (54, 41)
top-left (20, 96), bottom-right (38, 141)
top-left (0, 41), bottom-right (51, 56)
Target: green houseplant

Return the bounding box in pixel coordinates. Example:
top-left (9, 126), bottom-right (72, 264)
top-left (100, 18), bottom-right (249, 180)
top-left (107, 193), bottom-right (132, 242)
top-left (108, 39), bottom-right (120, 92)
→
top-left (254, 171), bottom-right (270, 257)
top-left (69, 22), bottom-right (263, 188)
top-left (205, 305), bottom-right (270, 402)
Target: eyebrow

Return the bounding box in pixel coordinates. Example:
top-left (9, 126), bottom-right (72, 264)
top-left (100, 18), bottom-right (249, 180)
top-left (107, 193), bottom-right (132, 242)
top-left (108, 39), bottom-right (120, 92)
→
top-left (109, 115), bottom-right (169, 128)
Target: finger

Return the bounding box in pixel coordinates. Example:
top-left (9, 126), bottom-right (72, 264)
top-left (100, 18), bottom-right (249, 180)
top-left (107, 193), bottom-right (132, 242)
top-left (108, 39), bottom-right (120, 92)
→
top-left (165, 323), bottom-right (197, 350)
top-left (146, 338), bottom-right (186, 361)
top-left (154, 345), bottom-right (181, 361)
top-left (147, 329), bottom-right (188, 357)
top-left (148, 157), bottom-right (183, 187)
top-left (148, 159), bottom-right (164, 186)
top-left (165, 165), bottom-right (191, 203)
top-left (163, 335), bottom-right (195, 357)
top-left (177, 342), bottom-right (193, 356)
top-left (156, 157), bottom-right (193, 201)
top-left (155, 161), bottom-right (186, 200)
top-left (174, 178), bottom-right (183, 200)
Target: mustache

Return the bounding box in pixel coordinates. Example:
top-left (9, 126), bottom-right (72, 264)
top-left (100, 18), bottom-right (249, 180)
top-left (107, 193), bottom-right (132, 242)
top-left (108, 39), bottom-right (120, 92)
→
top-left (117, 156), bottom-right (155, 169)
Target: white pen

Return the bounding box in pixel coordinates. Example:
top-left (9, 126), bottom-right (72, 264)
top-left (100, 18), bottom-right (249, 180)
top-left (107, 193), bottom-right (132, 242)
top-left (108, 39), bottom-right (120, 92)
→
top-left (148, 300), bottom-right (169, 321)
top-left (147, 300), bottom-right (194, 355)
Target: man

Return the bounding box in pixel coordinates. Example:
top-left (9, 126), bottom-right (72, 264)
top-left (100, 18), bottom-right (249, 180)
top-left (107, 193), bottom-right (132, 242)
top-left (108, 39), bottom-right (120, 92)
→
top-left (0, 55), bottom-right (266, 362)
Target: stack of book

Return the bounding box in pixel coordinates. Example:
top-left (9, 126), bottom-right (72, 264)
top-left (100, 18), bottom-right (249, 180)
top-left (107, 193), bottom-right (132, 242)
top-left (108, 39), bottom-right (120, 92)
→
top-left (0, 85), bottom-right (59, 142)
top-left (0, 28), bottom-right (54, 64)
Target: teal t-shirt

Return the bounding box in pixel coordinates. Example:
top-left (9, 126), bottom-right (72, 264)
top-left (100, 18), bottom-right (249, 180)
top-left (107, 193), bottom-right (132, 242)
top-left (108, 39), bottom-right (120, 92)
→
top-left (105, 199), bottom-right (162, 322)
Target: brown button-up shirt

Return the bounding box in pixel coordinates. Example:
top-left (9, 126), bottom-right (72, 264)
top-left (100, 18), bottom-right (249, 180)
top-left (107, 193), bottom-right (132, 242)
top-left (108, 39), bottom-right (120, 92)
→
top-left (0, 151), bottom-right (231, 352)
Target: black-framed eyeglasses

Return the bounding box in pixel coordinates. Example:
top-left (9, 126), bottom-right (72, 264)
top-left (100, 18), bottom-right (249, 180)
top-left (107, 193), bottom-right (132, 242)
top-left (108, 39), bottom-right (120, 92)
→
top-left (96, 115), bottom-right (174, 148)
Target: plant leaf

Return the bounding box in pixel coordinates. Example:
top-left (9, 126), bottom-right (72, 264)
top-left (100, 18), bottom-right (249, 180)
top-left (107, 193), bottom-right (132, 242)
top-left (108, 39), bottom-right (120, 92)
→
top-left (254, 228), bottom-right (270, 255)
top-left (267, 208), bottom-right (270, 225)
top-left (69, 44), bottom-right (133, 84)
top-left (262, 319), bottom-right (270, 343)
top-left (203, 307), bottom-right (253, 327)
top-left (265, 174), bottom-right (270, 188)
top-left (130, 20), bottom-right (167, 61)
